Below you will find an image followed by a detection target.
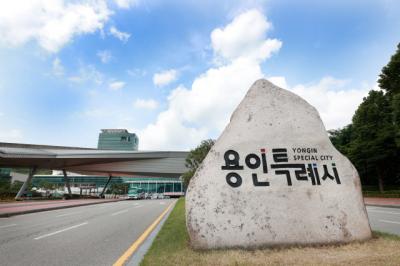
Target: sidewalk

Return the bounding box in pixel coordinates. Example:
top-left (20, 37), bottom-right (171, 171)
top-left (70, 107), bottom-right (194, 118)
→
top-left (364, 197), bottom-right (400, 208)
top-left (0, 198), bottom-right (122, 217)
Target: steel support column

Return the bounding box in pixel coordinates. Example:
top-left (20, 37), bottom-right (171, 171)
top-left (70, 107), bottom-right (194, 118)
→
top-left (62, 169), bottom-right (72, 197)
top-left (100, 174), bottom-right (112, 198)
top-left (15, 167), bottom-right (37, 200)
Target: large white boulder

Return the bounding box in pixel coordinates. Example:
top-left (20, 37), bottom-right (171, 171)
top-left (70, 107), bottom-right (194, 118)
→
top-left (186, 79), bottom-right (371, 249)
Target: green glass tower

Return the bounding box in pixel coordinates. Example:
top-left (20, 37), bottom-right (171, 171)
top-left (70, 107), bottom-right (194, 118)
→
top-left (97, 129), bottom-right (139, 151)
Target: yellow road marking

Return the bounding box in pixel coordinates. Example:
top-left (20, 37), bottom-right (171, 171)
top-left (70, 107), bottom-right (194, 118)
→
top-left (113, 201), bottom-right (175, 266)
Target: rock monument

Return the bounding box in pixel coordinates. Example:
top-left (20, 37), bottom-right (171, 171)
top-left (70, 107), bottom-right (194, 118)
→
top-left (186, 79), bottom-right (371, 249)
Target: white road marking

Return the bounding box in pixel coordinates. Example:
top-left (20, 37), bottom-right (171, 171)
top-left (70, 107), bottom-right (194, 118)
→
top-left (134, 205), bottom-right (142, 208)
top-left (0, 223), bottom-right (17, 229)
top-left (56, 211), bottom-right (82, 217)
top-left (368, 210), bottom-right (400, 215)
top-left (111, 209), bottom-right (129, 216)
top-left (160, 202), bottom-right (166, 205)
top-left (379, 219), bottom-right (400, 225)
top-left (34, 222), bottom-right (88, 240)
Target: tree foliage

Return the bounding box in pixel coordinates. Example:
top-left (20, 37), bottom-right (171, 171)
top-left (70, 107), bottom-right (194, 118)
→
top-left (182, 139), bottom-right (215, 188)
top-left (109, 183), bottom-right (129, 194)
top-left (378, 43), bottom-right (400, 95)
top-left (330, 43), bottom-right (400, 192)
top-left (349, 91), bottom-right (398, 191)
top-left (328, 124), bottom-right (353, 155)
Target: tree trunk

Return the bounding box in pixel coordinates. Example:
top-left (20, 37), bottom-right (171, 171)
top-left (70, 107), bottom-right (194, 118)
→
top-left (377, 169), bottom-right (384, 193)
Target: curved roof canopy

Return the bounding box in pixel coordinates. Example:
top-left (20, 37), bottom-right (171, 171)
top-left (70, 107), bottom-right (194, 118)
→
top-left (0, 142), bottom-right (189, 178)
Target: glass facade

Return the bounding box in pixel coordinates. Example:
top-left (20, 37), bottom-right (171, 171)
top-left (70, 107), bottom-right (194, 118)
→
top-left (32, 175), bottom-right (184, 195)
top-left (97, 129), bottom-right (139, 150)
top-left (0, 168), bottom-right (12, 184)
top-left (126, 178), bottom-right (183, 194)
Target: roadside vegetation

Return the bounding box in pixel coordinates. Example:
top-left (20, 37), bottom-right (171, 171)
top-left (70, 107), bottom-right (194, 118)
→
top-left (141, 198), bottom-right (400, 266)
top-left (0, 168), bottom-right (52, 200)
top-left (181, 139), bottom-right (215, 189)
top-left (329, 43), bottom-right (400, 193)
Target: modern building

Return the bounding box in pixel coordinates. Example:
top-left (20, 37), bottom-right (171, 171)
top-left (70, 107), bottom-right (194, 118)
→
top-left (29, 129), bottom-right (185, 197)
top-left (98, 129), bottom-right (138, 150)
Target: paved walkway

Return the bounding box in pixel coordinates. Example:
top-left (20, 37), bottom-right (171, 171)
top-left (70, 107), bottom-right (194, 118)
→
top-left (0, 199), bottom-right (122, 217)
top-left (364, 197), bottom-right (400, 208)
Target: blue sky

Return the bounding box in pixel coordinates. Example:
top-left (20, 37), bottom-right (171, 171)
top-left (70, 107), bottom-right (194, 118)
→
top-left (0, 0), bottom-right (399, 150)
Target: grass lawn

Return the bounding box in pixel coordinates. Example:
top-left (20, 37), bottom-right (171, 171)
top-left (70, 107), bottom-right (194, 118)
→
top-left (141, 198), bottom-right (400, 266)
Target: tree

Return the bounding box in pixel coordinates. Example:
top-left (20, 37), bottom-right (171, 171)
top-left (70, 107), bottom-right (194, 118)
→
top-left (392, 93), bottom-right (400, 146)
top-left (10, 180), bottom-right (25, 193)
top-left (182, 139), bottom-right (215, 188)
top-left (109, 183), bottom-right (129, 194)
top-left (377, 42), bottom-right (400, 187)
top-left (378, 43), bottom-right (400, 95)
top-left (378, 43), bottom-right (400, 146)
top-left (349, 90), bottom-right (397, 192)
top-left (38, 180), bottom-right (55, 196)
top-left (328, 43), bottom-right (400, 191)
top-left (328, 124), bottom-right (353, 156)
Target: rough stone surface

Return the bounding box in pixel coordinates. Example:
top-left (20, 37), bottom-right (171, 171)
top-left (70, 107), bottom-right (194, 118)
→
top-left (186, 79), bottom-right (371, 249)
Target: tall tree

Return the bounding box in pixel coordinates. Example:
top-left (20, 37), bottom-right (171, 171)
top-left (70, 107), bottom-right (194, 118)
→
top-left (182, 139), bottom-right (215, 189)
top-left (349, 90), bottom-right (397, 192)
top-left (378, 42), bottom-right (400, 185)
top-left (393, 93), bottom-right (400, 146)
top-left (378, 43), bottom-right (400, 95)
top-left (328, 43), bottom-right (400, 190)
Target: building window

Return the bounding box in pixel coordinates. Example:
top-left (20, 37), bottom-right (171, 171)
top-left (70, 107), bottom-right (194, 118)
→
top-left (121, 136), bottom-right (127, 141)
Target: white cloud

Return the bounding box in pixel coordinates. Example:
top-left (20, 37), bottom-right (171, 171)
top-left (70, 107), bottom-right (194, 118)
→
top-left (127, 68), bottom-right (147, 77)
top-left (109, 26), bottom-right (130, 42)
top-left (153, 69), bottom-right (178, 87)
top-left (140, 10), bottom-right (278, 150)
top-left (139, 9), bottom-right (368, 151)
top-left (114, 0), bottom-right (139, 9)
top-left (288, 77), bottom-right (370, 130)
top-left (109, 81), bottom-right (126, 90)
top-left (211, 9), bottom-right (282, 62)
top-left (0, 128), bottom-right (23, 142)
top-left (141, 58), bottom-right (264, 150)
top-left (69, 64), bottom-right (103, 85)
top-left (0, 0), bottom-right (111, 53)
top-left (134, 99), bottom-right (159, 110)
top-left (52, 57), bottom-right (64, 76)
top-left (140, 109), bottom-right (209, 151)
top-left (97, 50), bottom-right (112, 63)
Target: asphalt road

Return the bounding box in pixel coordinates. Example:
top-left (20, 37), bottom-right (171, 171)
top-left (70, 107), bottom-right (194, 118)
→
top-left (0, 199), bottom-right (175, 266)
top-left (366, 205), bottom-right (400, 236)
top-left (0, 201), bottom-right (398, 266)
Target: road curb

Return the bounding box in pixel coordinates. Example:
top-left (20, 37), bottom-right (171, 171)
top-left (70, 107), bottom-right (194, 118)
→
top-left (127, 200), bottom-right (177, 266)
top-left (0, 199), bottom-right (124, 217)
top-left (113, 200), bottom-right (176, 266)
top-left (365, 204), bottom-right (400, 209)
